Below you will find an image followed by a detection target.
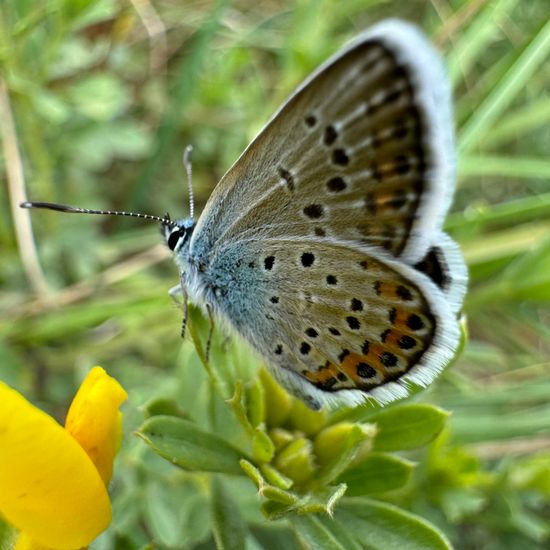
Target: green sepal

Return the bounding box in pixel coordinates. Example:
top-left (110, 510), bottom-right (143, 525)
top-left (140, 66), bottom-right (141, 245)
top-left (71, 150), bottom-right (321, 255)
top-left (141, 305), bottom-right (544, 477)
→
top-left (314, 423), bottom-right (376, 486)
top-left (274, 437), bottom-right (317, 485)
top-left (259, 369), bottom-right (293, 427)
top-left (252, 429), bottom-right (276, 463)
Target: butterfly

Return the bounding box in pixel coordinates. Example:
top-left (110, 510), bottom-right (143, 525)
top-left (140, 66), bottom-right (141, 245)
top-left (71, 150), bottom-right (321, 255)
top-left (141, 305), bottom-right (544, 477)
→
top-left (22, 19), bottom-right (467, 410)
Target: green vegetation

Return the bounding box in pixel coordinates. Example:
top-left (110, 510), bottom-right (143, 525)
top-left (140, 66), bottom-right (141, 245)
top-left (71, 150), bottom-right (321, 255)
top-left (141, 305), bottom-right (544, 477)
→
top-left (1, 1), bottom-right (549, 548)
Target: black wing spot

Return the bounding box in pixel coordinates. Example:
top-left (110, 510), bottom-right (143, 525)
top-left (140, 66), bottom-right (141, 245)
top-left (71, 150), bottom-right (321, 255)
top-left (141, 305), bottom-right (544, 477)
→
top-left (407, 314), bottom-right (424, 331)
top-left (326, 275), bottom-right (337, 285)
top-left (264, 256), bottom-right (275, 270)
top-left (332, 149), bottom-right (349, 166)
top-left (380, 351), bottom-right (398, 367)
top-left (326, 177), bottom-right (346, 193)
top-left (338, 349), bottom-right (350, 362)
top-left (351, 298), bottom-right (363, 312)
top-left (398, 335), bottom-right (416, 349)
top-left (300, 342), bottom-right (311, 355)
top-left (396, 285), bottom-right (413, 301)
top-left (303, 204), bottom-right (324, 219)
top-left (305, 328), bottom-right (318, 338)
top-left (329, 327), bottom-right (341, 336)
top-left (415, 247), bottom-right (449, 289)
top-left (384, 89), bottom-right (402, 103)
top-left (346, 316), bottom-right (360, 330)
top-left (357, 363), bottom-right (376, 378)
top-left (305, 114), bottom-right (317, 127)
top-left (324, 125), bottom-right (338, 145)
top-left (388, 189), bottom-right (408, 209)
top-left (301, 252), bottom-right (315, 267)
top-left (394, 155), bottom-right (411, 175)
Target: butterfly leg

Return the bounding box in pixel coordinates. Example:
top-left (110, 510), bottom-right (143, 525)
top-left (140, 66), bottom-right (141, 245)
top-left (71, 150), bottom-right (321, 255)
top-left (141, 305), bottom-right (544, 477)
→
top-left (168, 283), bottom-right (183, 305)
top-left (205, 303), bottom-right (214, 362)
top-left (168, 277), bottom-right (189, 338)
top-left (180, 290), bottom-right (189, 339)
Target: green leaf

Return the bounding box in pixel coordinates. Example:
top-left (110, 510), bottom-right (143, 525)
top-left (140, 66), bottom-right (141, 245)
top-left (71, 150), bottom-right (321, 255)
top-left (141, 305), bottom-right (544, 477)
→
top-left (143, 397), bottom-right (188, 418)
top-left (446, 194), bottom-right (550, 232)
top-left (484, 96), bottom-right (550, 146)
top-left (67, 74), bottom-right (130, 120)
top-left (459, 17), bottom-right (550, 151)
top-left (336, 453), bottom-right (414, 496)
top-left (446, 0), bottom-right (518, 85)
top-left (371, 404), bottom-right (449, 452)
top-left (500, 237), bottom-right (550, 300)
top-left (290, 513), bottom-right (361, 550)
top-left (143, 481), bottom-right (210, 548)
top-left (335, 498), bottom-right (452, 550)
top-left (130, 0), bottom-right (227, 210)
top-left (459, 155), bottom-right (550, 180)
top-left (137, 416), bottom-right (244, 474)
top-left (211, 476), bottom-right (247, 550)
top-left (143, 482), bottom-right (182, 547)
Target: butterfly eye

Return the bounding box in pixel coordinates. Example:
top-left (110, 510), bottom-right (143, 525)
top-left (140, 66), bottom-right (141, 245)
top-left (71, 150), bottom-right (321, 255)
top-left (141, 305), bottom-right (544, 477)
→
top-left (167, 229), bottom-right (183, 251)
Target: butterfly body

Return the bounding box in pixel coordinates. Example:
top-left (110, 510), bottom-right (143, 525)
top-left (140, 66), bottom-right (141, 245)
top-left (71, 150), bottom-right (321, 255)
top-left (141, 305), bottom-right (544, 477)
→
top-left (162, 19), bottom-right (467, 410)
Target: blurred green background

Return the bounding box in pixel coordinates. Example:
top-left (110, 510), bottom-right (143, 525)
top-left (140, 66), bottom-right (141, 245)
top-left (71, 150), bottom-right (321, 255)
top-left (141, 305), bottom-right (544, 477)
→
top-left (1, 0), bottom-right (549, 548)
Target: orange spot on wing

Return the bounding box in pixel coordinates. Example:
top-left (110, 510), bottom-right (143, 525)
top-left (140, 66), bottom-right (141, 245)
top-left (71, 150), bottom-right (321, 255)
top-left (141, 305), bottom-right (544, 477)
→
top-left (340, 352), bottom-right (385, 383)
top-left (304, 363), bottom-right (341, 384)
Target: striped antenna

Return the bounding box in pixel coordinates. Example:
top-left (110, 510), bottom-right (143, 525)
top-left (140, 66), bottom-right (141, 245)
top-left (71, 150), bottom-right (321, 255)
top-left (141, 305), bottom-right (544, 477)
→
top-left (183, 145), bottom-right (195, 220)
top-left (20, 201), bottom-right (174, 226)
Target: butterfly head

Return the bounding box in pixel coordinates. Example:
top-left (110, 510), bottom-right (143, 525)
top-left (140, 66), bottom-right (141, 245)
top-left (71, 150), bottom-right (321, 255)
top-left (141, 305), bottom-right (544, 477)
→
top-left (162, 218), bottom-right (195, 253)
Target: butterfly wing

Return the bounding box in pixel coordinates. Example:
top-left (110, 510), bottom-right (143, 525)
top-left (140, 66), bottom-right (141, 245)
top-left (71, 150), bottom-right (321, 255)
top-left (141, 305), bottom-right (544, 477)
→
top-left (206, 237), bottom-right (460, 409)
top-left (192, 20), bottom-right (455, 268)
top-left (187, 20), bottom-right (466, 407)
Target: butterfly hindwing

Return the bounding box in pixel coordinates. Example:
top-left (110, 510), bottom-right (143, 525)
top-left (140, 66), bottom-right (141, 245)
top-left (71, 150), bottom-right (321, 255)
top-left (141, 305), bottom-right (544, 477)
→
top-left (205, 237), bottom-right (459, 408)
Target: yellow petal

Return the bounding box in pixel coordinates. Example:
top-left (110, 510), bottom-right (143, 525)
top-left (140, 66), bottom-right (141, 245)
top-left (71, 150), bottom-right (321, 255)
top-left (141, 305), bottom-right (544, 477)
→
top-left (14, 532), bottom-right (48, 550)
top-left (0, 382), bottom-right (111, 550)
top-left (65, 367), bottom-right (128, 485)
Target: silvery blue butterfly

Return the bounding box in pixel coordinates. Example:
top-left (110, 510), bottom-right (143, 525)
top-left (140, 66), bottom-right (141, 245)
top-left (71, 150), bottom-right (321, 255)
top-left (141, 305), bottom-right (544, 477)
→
top-left (22, 20), bottom-right (467, 410)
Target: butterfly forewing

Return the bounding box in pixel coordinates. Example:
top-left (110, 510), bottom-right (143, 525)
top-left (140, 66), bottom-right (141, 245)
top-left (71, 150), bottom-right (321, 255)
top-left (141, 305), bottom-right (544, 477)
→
top-left (192, 22), bottom-right (453, 263)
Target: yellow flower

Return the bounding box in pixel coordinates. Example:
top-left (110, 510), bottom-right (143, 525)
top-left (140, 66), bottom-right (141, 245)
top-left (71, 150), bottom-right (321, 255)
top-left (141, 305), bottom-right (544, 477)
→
top-left (0, 367), bottom-right (127, 550)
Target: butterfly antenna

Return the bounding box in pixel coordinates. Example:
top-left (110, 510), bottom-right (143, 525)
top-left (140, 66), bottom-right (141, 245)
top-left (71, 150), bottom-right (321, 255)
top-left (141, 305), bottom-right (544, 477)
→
top-left (183, 145), bottom-right (195, 220)
top-left (19, 201), bottom-right (174, 226)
